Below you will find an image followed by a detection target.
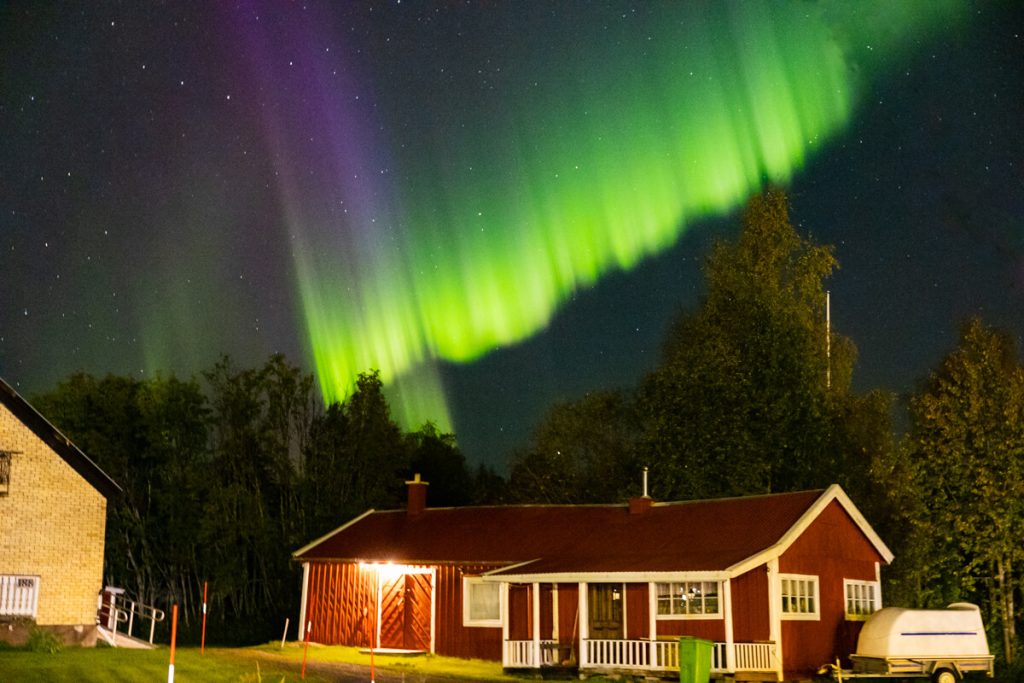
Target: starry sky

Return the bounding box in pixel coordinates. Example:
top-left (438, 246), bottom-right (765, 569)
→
top-left (1, 2), bottom-right (1021, 470)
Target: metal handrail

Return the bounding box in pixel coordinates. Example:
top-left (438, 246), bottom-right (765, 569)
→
top-left (97, 591), bottom-right (167, 644)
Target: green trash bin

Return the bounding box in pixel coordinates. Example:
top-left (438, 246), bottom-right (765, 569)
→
top-left (678, 636), bottom-right (713, 683)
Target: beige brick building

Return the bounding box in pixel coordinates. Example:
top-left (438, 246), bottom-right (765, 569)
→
top-left (0, 377), bottom-right (119, 645)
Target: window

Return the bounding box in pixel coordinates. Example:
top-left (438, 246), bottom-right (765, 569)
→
top-left (656, 581), bottom-right (721, 618)
top-left (780, 574), bottom-right (819, 619)
top-left (0, 575), bottom-right (39, 618)
top-left (0, 451), bottom-right (10, 496)
top-left (463, 577), bottom-right (501, 627)
top-left (844, 579), bottom-right (880, 620)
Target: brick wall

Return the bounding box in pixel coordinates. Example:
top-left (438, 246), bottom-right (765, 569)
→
top-left (0, 403), bottom-right (107, 626)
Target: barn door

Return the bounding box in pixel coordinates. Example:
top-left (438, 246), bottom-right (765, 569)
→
top-left (379, 573), bottom-right (431, 651)
top-left (588, 583), bottom-right (623, 640)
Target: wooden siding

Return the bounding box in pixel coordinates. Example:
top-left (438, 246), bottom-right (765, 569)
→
top-left (432, 564), bottom-right (503, 660)
top-left (653, 617), bottom-right (724, 641)
top-left (539, 584), bottom-right (554, 638)
top-left (508, 584), bottom-right (531, 640)
top-left (556, 583), bottom-right (579, 649)
top-left (731, 566), bottom-right (770, 642)
top-left (779, 500), bottom-right (884, 676)
top-left (307, 562), bottom-right (374, 646)
top-left (625, 583), bottom-right (649, 639)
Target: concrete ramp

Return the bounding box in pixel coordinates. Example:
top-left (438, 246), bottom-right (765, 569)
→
top-left (96, 625), bottom-right (155, 649)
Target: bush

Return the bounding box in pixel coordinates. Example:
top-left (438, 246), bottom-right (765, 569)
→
top-left (26, 626), bottom-right (62, 654)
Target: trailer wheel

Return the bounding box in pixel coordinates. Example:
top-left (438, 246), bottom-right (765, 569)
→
top-left (933, 668), bottom-right (960, 683)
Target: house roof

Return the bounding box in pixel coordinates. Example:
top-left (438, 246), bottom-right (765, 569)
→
top-left (0, 377), bottom-right (121, 499)
top-left (294, 484), bottom-right (892, 577)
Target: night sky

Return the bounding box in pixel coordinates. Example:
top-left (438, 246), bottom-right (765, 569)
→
top-left (2, 2), bottom-right (1021, 470)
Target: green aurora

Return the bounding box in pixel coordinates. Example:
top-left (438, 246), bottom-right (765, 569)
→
top-left (291, 2), bottom-right (964, 431)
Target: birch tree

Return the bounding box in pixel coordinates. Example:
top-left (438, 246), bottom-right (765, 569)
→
top-left (906, 318), bottom-right (1024, 662)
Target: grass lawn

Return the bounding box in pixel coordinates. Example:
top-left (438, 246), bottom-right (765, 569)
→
top-left (0, 646), bottom-right (325, 682)
top-left (0, 642), bottom-right (542, 682)
top-left (247, 641), bottom-right (522, 681)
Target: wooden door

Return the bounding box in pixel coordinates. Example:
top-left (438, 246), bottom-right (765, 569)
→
top-left (379, 573), bottom-right (431, 651)
top-left (588, 583), bottom-right (623, 640)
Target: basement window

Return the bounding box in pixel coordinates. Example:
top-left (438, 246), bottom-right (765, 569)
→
top-left (0, 575), bottom-right (39, 618)
top-left (0, 451), bottom-right (11, 496)
top-left (463, 577), bottom-right (502, 627)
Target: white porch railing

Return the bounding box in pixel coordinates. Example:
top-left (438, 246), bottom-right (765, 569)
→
top-left (504, 639), bottom-right (559, 667)
top-left (506, 638), bottom-right (776, 673)
top-left (0, 575), bottom-right (39, 618)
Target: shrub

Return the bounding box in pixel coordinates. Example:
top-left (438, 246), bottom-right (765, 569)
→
top-left (26, 626), bottom-right (62, 654)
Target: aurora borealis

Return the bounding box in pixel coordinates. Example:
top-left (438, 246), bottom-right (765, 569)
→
top-left (227, 0), bottom-right (956, 429)
top-left (2, 1), bottom-right (1021, 466)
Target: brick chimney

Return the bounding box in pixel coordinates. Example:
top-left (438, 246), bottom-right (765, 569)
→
top-left (406, 473), bottom-right (429, 515)
top-left (628, 466), bottom-right (652, 515)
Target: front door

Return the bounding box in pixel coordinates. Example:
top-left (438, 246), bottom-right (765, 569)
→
top-left (379, 573), bottom-right (432, 651)
top-left (588, 583), bottom-right (624, 640)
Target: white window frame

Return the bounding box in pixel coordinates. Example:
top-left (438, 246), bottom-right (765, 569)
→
top-left (462, 577), bottom-right (502, 628)
top-left (654, 581), bottom-right (723, 620)
top-left (0, 575), bottom-right (40, 618)
top-left (844, 579), bottom-right (880, 620)
top-left (780, 573), bottom-right (819, 621)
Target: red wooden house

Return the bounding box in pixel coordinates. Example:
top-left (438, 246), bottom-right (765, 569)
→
top-left (293, 478), bottom-right (892, 679)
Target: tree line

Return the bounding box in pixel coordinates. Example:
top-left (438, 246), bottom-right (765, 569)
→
top-left (34, 358), bottom-right (498, 644)
top-left (33, 190), bottom-right (1024, 661)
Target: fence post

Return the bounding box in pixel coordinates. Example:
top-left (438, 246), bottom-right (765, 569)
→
top-left (167, 604), bottom-right (178, 683)
top-left (201, 581), bottom-right (208, 654)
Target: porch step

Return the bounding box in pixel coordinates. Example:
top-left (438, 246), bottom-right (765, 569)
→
top-left (96, 626), bottom-right (155, 649)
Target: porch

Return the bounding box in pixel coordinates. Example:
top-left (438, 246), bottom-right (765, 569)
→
top-left (504, 638), bottom-right (777, 674)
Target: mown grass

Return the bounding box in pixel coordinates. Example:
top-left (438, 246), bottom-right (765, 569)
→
top-left (0, 646), bottom-right (326, 683)
top-left (247, 641), bottom-right (522, 681)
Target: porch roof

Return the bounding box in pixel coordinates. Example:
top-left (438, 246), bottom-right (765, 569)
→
top-left (295, 488), bottom-right (848, 573)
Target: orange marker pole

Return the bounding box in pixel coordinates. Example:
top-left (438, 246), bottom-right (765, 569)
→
top-left (200, 581), bottom-right (208, 654)
top-left (167, 604), bottom-right (178, 683)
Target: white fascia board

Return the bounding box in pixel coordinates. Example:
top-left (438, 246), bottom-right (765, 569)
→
top-left (292, 509), bottom-right (376, 558)
top-left (726, 484), bottom-right (895, 577)
top-left (480, 570), bottom-right (731, 584)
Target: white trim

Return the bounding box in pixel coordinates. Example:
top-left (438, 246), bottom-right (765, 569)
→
top-left (652, 580), bottom-right (724, 620)
top-left (843, 578), bottom-right (880, 621)
top-left (552, 585), bottom-right (560, 641)
top-left (779, 573), bottom-right (820, 621)
top-left (292, 509), bottom-right (376, 558)
top-left (375, 573), bottom-right (383, 648)
top-left (532, 583), bottom-right (541, 666)
top-left (648, 582), bottom-right (657, 664)
top-left (767, 559), bottom-right (782, 680)
top-left (429, 568), bottom-right (437, 653)
top-left (727, 485), bottom-right (894, 577)
top-left (462, 576), bottom-right (502, 627)
top-left (297, 562), bottom-right (310, 638)
top-left (483, 569), bottom-right (730, 584)
top-left (723, 578), bottom-right (735, 671)
top-left (578, 582), bottom-right (589, 665)
top-left (875, 561), bottom-right (883, 608)
top-left (501, 583), bottom-right (510, 666)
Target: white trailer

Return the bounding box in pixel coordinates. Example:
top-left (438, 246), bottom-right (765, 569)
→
top-left (825, 603), bottom-right (994, 683)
